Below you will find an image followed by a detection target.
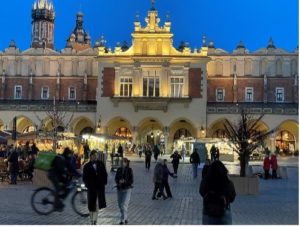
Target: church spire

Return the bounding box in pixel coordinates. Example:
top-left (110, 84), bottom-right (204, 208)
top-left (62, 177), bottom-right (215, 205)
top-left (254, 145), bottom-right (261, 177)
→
top-left (151, 0), bottom-right (156, 10)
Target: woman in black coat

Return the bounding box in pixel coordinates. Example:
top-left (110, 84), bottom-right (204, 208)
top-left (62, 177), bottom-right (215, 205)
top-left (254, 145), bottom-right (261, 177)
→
top-left (199, 160), bottom-right (236, 225)
top-left (7, 149), bottom-right (19, 184)
top-left (83, 150), bottom-right (108, 225)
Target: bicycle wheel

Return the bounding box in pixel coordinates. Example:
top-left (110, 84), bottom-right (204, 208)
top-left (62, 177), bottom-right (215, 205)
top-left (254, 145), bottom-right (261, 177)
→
top-left (71, 190), bottom-right (89, 217)
top-left (31, 187), bottom-right (55, 215)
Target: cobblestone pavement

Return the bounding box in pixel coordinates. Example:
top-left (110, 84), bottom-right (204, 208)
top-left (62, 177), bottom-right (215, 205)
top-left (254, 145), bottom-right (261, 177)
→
top-left (0, 157), bottom-right (298, 225)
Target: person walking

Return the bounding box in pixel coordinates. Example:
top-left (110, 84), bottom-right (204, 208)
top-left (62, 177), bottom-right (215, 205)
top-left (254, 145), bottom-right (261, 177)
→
top-left (115, 158), bottom-right (133, 225)
top-left (145, 145), bottom-right (152, 170)
top-left (83, 150), bottom-right (108, 225)
top-left (117, 144), bottom-right (124, 158)
top-left (161, 159), bottom-right (174, 199)
top-left (190, 148), bottom-right (200, 178)
top-left (153, 144), bottom-right (160, 162)
top-left (152, 159), bottom-right (167, 200)
top-left (200, 160), bottom-right (236, 225)
top-left (170, 150), bottom-right (182, 177)
top-left (7, 147), bottom-right (19, 184)
top-left (181, 145), bottom-right (186, 162)
top-left (263, 154), bottom-right (271, 180)
top-left (270, 153), bottom-right (278, 179)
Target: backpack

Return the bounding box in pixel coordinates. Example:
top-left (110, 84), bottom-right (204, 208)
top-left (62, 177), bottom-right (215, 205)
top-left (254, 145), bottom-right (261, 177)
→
top-left (34, 152), bottom-right (57, 171)
top-left (204, 191), bottom-right (227, 217)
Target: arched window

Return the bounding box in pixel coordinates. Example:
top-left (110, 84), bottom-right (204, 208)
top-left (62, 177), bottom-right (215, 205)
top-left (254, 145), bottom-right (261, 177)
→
top-left (275, 59), bottom-right (283, 76)
top-left (276, 130), bottom-right (295, 155)
top-left (215, 61), bottom-right (223, 76)
top-left (244, 58), bottom-right (252, 76)
top-left (291, 59), bottom-right (298, 76)
top-left (260, 59), bottom-right (268, 76)
top-left (230, 59), bottom-right (237, 75)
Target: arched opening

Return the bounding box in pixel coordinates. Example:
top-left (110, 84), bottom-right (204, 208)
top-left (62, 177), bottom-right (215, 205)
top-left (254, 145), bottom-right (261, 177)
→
top-left (115, 127), bottom-right (132, 139)
top-left (276, 130), bottom-right (295, 155)
top-left (80, 127), bottom-right (94, 135)
top-left (173, 128), bottom-right (192, 140)
top-left (137, 118), bottom-right (163, 146)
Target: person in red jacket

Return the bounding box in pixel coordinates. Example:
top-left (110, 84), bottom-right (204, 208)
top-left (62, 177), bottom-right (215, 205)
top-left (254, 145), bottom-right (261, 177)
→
top-left (263, 154), bottom-right (271, 179)
top-left (270, 154), bottom-right (278, 179)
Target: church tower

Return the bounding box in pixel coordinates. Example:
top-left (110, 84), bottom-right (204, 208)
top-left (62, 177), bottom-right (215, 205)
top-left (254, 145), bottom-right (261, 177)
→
top-left (66, 12), bottom-right (91, 51)
top-left (31, 0), bottom-right (55, 49)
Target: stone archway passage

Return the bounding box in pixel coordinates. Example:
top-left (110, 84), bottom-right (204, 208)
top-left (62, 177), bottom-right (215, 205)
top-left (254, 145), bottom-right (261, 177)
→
top-left (275, 120), bottom-right (299, 153)
top-left (71, 117), bottom-right (95, 136)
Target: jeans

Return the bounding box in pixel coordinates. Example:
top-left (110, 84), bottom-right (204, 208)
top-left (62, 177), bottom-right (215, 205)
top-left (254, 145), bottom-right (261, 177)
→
top-left (202, 209), bottom-right (232, 225)
top-left (192, 163), bottom-right (198, 178)
top-left (10, 172), bottom-right (17, 184)
top-left (117, 188), bottom-right (132, 222)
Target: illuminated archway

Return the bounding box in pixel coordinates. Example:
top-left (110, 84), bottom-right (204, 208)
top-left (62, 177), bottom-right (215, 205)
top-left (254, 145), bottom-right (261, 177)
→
top-left (71, 117), bottom-right (95, 136)
top-left (106, 117), bottom-right (133, 138)
top-left (8, 115), bottom-right (35, 134)
top-left (275, 120), bottom-right (299, 153)
top-left (137, 118), bottom-right (163, 145)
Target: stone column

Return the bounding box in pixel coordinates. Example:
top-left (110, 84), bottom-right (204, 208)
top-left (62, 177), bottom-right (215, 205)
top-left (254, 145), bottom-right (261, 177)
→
top-left (132, 126), bottom-right (138, 145)
top-left (56, 72), bottom-right (61, 100)
top-left (233, 74), bottom-right (237, 102)
top-left (1, 70), bottom-right (5, 99)
top-left (83, 73), bottom-right (88, 101)
top-left (28, 73), bottom-right (33, 100)
top-left (263, 74), bottom-right (268, 103)
top-left (163, 126), bottom-right (170, 154)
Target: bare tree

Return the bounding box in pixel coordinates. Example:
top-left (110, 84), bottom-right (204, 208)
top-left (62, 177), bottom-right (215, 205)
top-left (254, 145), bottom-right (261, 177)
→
top-left (223, 109), bottom-right (275, 177)
top-left (34, 98), bottom-right (74, 152)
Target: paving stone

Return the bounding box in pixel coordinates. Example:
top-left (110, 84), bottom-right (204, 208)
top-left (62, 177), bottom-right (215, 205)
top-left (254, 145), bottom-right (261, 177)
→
top-left (0, 156), bottom-right (298, 224)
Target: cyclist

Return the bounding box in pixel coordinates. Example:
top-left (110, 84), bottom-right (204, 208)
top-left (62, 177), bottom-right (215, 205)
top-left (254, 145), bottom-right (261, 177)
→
top-left (47, 147), bottom-right (80, 211)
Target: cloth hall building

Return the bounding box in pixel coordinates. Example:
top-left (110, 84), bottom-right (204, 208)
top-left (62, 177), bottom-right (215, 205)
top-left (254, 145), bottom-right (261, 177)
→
top-left (0, 0), bottom-right (298, 155)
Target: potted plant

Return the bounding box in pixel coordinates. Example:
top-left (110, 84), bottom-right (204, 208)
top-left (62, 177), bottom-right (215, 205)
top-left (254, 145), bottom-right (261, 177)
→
top-left (223, 109), bottom-right (275, 194)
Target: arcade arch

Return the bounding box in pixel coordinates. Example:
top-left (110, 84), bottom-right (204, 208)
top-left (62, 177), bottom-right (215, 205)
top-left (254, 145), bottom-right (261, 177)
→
top-left (137, 118), bottom-right (164, 145)
top-left (71, 117), bottom-right (95, 136)
top-left (106, 117), bottom-right (133, 139)
top-left (275, 120), bottom-right (299, 153)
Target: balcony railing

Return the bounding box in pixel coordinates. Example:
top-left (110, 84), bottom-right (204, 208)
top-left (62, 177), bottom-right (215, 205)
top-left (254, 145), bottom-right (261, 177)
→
top-left (0, 100), bottom-right (97, 112)
top-left (207, 102), bottom-right (298, 115)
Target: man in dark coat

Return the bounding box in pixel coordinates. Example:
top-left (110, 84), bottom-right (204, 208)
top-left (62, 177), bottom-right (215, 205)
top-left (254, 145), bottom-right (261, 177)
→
top-left (7, 148), bottom-right (19, 184)
top-left (153, 144), bottom-right (160, 162)
top-left (83, 150), bottom-right (108, 225)
top-left (190, 148), bottom-right (201, 178)
top-left (170, 150), bottom-right (182, 176)
top-left (152, 159), bottom-right (167, 200)
top-left (145, 145), bottom-right (152, 170)
top-left (161, 159), bottom-right (174, 198)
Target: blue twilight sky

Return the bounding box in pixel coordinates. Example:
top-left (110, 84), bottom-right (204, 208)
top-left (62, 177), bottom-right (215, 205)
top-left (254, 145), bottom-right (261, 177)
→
top-left (0, 0), bottom-right (298, 52)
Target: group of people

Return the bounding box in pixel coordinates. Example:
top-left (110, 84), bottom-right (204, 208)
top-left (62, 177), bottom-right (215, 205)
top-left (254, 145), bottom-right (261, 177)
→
top-left (0, 142), bottom-right (38, 184)
top-left (82, 149), bottom-right (133, 225)
top-left (263, 153), bottom-right (278, 179)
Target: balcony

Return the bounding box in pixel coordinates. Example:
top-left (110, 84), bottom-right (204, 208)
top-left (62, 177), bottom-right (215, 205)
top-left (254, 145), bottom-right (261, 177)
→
top-left (111, 96), bottom-right (192, 112)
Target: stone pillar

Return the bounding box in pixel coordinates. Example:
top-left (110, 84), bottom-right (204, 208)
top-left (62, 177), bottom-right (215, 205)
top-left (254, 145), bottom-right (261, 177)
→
top-left (1, 70), bottom-right (5, 99)
top-left (28, 73), bottom-right (33, 100)
top-left (163, 126), bottom-right (170, 154)
top-left (263, 74), bottom-right (268, 103)
top-left (233, 74), bottom-right (237, 102)
top-left (56, 72), bottom-right (61, 100)
top-left (83, 73), bottom-right (88, 101)
top-left (132, 126), bottom-right (138, 145)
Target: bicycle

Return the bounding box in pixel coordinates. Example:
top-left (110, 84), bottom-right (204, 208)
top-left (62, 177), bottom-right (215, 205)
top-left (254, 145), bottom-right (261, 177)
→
top-left (31, 179), bottom-right (89, 217)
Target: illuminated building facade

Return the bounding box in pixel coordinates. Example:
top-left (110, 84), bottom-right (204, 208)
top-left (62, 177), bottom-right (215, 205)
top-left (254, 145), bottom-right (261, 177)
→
top-left (0, 0), bottom-right (298, 154)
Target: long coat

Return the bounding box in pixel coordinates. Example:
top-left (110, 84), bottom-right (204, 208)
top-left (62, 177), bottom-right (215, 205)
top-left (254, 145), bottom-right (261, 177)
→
top-left (83, 160), bottom-right (108, 209)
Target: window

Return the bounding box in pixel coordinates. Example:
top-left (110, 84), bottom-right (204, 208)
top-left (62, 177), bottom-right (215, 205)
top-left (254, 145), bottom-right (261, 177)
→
top-left (68, 87), bottom-right (76, 100)
top-left (143, 72), bottom-right (160, 97)
top-left (276, 87), bottom-right (284, 102)
top-left (41, 86), bottom-right (49, 99)
top-left (245, 87), bottom-right (254, 102)
top-left (170, 77), bottom-right (184, 97)
top-left (216, 88), bottom-right (224, 102)
top-left (14, 85), bottom-right (22, 99)
top-left (119, 78), bottom-right (132, 97)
